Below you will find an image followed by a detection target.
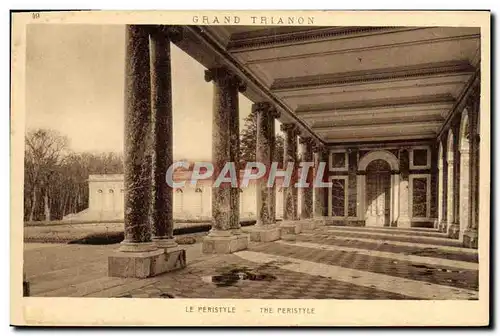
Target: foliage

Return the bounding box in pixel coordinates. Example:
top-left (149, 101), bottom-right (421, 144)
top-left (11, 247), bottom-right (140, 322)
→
top-left (24, 128), bottom-right (124, 221)
top-left (239, 109), bottom-right (284, 167)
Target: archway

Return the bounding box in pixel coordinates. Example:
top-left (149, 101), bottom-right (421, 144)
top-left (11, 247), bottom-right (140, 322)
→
top-left (365, 159), bottom-right (392, 227)
top-left (437, 142), bottom-right (444, 229)
top-left (446, 130), bottom-right (455, 231)
top-left (358, 150), bottom-right (399, 227)
top-left (459, 110), bottom-right (471, 239)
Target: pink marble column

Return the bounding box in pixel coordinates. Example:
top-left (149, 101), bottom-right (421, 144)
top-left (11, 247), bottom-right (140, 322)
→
top-left (120, 25), bottom-right (155, 252)
top-left (202, 67), bottom-right (249, 253)
top-left (149, 27), bottom-right (182, 249)
top-left (299, 137), bottom-right (314, 219)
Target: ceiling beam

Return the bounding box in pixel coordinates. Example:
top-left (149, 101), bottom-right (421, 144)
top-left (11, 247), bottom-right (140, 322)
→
top-left (271, 61), bottom-right (475, 92)
top-left (313, 121), bottom-right (443, 133)
top-left (296, 94), bottom-right (455, 114)
top-left (177, 25), bottom-right (324, 144)
top-left (325, 134), bottom-right (436, 145)
top-left (296, 102), bottom-right (453, 119)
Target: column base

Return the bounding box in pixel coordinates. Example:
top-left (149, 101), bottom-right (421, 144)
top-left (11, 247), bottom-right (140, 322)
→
top-left (108, 247), bottom-right (186, 278)
top-left (313, 216), bottom-right (327, 227)
top-left (280, 220), bottom-right (302, 235)
top-left (244, 224), bottom-right (281, 242)
top-left (462, 229), bottom-right (478, 249)
top-left (433, 219), bottom-right (440, 229)
top-left (438, 221), bottom-right (448, 233)
top-left (397, 217), bottom-right (411, 228)
top-left (447, 223), bottom-right (460, 239)
top-left (202, 232), bottom-right (249, 254)
top-left (298, 219), bottom-right (317, 231)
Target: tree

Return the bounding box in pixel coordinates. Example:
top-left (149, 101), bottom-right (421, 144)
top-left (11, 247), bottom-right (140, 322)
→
top-left (25, 129), bottom-right (69, 221)
top-left (240, 109), bottom-right (284, 167)
top-left (24, 128), bottom-right (124, 222)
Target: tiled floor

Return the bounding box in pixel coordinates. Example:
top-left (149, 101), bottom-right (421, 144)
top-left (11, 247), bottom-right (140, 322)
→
top-left (24, 225), bottom-right (479, 300)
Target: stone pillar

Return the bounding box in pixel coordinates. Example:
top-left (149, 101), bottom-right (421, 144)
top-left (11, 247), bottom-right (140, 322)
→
top-left (108, 25), bottom-right (185, 278)
top-left (202, 67), bottom-right (249, 253)
top-left (459, 148), bottom-right (470, 240)
top-left (279, 123), bottom-right (302, 235)
top-left (397, 149), bottom-right (411, 228)
top-left (447, 154), bottom-right (459, 239)
top-left (313, 144), bottom-right (329, 226)
top-left (464, 86), bottom-right (480, 248)
top-left (149, 27), bottom-right (179, 250)
top-left (440, 149), bottom-right (449, 233)
top-left (245, 102), bottom-right (281, 242)
top-left (299, 137), bottom-right (315, 230)
top-left (269, 108), bottom-right (280, 224)
top-left (119, 25), bottom-right (154, 252)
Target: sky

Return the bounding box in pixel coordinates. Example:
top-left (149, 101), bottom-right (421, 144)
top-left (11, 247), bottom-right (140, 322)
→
top-left (25, 24), bottom-right (255, 161)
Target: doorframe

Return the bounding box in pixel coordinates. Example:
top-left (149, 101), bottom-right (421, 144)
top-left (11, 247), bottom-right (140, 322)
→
top-left (357, 150), bottom-right (400, 225)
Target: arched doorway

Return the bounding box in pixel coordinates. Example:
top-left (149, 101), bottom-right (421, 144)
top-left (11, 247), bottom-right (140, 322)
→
top-left (459, 110), bottom-right (471, 239)
top-left (365, 159), bottom-right (392, 227)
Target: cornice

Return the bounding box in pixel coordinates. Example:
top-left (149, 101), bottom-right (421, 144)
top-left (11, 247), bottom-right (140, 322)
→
top-left (227, 26), bottom-right (399, 51)
top-left (296, 94), bottom-right (455, 113)
top-left (271, 61), bottom-right (475, 92)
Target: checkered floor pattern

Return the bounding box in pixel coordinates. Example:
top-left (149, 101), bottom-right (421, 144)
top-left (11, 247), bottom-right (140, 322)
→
top-left (117, 226), bottom-right (478, 300)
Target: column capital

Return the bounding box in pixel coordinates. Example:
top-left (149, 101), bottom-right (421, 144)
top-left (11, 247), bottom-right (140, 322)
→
top-left (269, 107), bottom-right (281, 119)
top-left (280, 123), bottom-right (300, 136)
top-left (299, 136), bottom-right (315, 146)
top-left (155, 25), bottom-right (183, 43)
top-left (204, 67), bottom-right (246, 92)
top-left (312, 142), bottom-right (326, 153)
top-left (251, 102), bottom-right (271, 114)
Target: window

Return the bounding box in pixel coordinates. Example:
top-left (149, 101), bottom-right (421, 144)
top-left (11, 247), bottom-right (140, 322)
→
top-left (329, 150), bottom-right (348, 171)
top-left (410, 147), bottom-right (431, 169)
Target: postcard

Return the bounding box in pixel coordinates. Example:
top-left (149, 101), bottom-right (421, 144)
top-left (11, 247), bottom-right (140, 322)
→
top-left (11, 10), bottom-right (490, 326)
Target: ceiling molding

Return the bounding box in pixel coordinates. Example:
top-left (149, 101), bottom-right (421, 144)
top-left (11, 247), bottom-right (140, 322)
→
top-left (240, 33), bottom-right (480, 66)
top-left (308, 114), bottom-right (445, 128)
top-left (313, 120), bottom-right (442, 133)
top-left (227, 26), bottom-right (403, 51)
top-left (271, 61), bottom-right (475, 92)
top-left (296, 94), bottom-right (455, 113)
top-left (326, 138), bottom-right (435, 148)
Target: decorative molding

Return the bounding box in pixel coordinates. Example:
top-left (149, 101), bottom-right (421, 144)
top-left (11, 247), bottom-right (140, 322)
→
top-left (327, 175), bottom-right (349, 219)
top-left (186, 26), bottom-right (322, 144)
top-left (241, 33), bottom-right (480, 65)
top-left (409, 146), bottom-right (431, 170)
top-left (358, 150), bottom-right (399, 171)
top-left (297, 94), bottom-right (455, 114)
top-left (409, 174), bottom-right (431, 219)
top-left (204, 67), bottom-right (246, 92)
top-left (272, 61), bottom-right (475, 92)
top-left (329, 149), bottom-right (349, 172)
top-left (227, 26), bottom-right (399, 51)
top-left (313, 120), bottom-right (442, 133)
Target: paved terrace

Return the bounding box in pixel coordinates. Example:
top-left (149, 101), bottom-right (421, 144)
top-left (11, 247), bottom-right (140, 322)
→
top-left (24, 225), bottom-right (478, 300)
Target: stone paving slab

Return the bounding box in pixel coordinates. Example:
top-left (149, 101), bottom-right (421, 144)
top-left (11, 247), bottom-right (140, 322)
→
top-left (118, 254), bottom-right (416, 300)
top-left (249, 242), bottom-right (478, 291)
top-left (23, 225), bottom-right (480, 300)
top-left (295, 233), bottom-right (479, 263)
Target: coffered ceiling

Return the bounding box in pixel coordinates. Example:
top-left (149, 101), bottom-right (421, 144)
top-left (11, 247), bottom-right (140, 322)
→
top-left (178, 25), bottom-right (481, 144)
